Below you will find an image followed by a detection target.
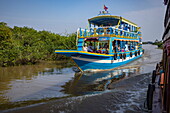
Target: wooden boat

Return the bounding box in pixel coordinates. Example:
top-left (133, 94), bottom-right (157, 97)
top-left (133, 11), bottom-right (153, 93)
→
top-left (55, 6), bottom-right (144, 72)
top-left (145, 0), bottom-right (170, 112)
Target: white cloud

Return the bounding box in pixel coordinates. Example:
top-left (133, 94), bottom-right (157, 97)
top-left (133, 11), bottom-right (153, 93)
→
top-left (123, 7), bottom-right (165, 41)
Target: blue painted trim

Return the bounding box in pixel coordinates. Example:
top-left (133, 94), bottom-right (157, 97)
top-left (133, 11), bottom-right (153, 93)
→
top-left (55, 49), bottom-right (143, 58)
top-left (73, 54), bottom-right (143, 71)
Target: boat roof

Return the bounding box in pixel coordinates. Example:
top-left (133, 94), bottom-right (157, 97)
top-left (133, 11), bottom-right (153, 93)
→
top-left (88, 15), bottom-right (137, 27)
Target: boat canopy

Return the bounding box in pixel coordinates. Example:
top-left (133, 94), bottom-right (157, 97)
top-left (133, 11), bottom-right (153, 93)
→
top-left (88, 15), bottom-right (119, 26)
top-left (88, 15), bottom-right (137, 27)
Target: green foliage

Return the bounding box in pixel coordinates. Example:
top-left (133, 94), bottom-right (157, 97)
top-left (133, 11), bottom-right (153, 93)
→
top-left (0, 22), bottom-right (77, 67)
top-left (153, 41), bottom-right (163, 49)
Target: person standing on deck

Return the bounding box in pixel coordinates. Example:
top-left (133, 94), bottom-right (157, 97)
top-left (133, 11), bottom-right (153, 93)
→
top-left (125, 43), bottom-right (129, 51)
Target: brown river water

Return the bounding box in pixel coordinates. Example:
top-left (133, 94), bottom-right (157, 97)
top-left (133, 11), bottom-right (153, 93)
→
top-left (0, 44), bottom-right (162, 113)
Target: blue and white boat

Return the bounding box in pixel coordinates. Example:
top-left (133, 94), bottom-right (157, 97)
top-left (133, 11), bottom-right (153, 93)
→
top-left (55, 7), bottom-right (144, 72)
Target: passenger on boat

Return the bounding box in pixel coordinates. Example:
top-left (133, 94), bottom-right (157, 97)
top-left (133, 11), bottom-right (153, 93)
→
top-left (93, 48), bottom-right (97, 53)
top-left (104, 43), bottom-right (109, 49)
top-left (83, 43), bottom-right (88, 51)
top-left (96, 47), bottom-right (109, 54)
top-left (87, 43), bottom-right (94, 52)
top-left (96, 47), bottom-right (104, 53)
top-left (131, 46), bottom-right (135, 50)
top-left (117, 45), bottom-right (121, 52)
top-left (112, 41), bottom-right (116, 52)
top-left (104, 48), bottom-right (109, 54)
top-left (124, 25), bottom-right (128, 31)
top-left (135, 45), bottom-right (138, 50)
top-left (125, 44), bottom-right (129, 51)
top-left (112, 45), bottom-right (117, 53)
top-left (120, 24), bottom-right (124, 29)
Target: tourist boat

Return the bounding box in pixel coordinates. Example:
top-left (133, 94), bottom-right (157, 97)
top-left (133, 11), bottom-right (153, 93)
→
top-left (55, 6), bottom-right (144, 72)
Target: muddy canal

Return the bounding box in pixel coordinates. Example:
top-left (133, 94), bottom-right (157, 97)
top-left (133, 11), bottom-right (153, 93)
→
top-left (0, 44), bottom-right (162, 113)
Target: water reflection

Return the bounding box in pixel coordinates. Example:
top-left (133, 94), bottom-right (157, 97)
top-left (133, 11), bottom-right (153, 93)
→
top-left (0, 61), bottom-right (74, 106)
top-left (0, 60), bottom-right (140, 110)
top-left (61, 67), bottom-right (140, 96)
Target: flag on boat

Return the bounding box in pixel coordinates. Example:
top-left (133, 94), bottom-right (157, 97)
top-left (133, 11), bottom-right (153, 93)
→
top-left (104, 5), bottom-right (108, 11)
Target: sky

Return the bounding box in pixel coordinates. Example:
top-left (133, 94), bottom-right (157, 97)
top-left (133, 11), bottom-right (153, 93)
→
top-left (0, 0), bottom-right (166, 41)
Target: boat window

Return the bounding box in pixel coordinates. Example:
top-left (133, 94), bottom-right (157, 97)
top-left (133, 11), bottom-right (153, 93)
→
top-left (97, 41), bottom-right (109, 49)
top-left (95, 41), bottom-right (109, 54)
top-left (83, 41), bottom-right (97, 52)
top-left (90, 18), bottom-right (119, 27)
top-left (83, 40), bottom-right (109, 54)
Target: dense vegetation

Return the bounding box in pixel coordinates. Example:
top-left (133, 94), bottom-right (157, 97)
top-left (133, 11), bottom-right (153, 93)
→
top-left (152, 41), bottom-right (163, 49)
top-left (143, 40), bottom-right (163, 49)
top-left (0, 22), bottom-right (77, 67)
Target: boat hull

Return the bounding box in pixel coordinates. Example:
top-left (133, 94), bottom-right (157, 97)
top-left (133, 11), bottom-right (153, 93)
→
top-left (55, 50), bottom-right (143, 71)
top-left (72, 53), bottom-right (143, 71)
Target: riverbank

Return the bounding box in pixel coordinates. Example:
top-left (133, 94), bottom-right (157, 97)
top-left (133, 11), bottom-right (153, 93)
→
top-left (143, 41), bottom-right (163, 49)
top-left (0, 22), bottom-right (76, 67)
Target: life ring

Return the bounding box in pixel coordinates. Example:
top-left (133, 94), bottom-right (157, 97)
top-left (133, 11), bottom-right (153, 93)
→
top-left (119, 53), bottom-right (123, 59)
top-left (114, 53), bottom-right (117, 60)
top-left (130, 52), bottom-right (133, 57)
top-left (138, 50), bottom-right (140, 55)
top-left (123, 53), bottom-right (126, 59)
top-left (135, 51), bottom-right (138, 56)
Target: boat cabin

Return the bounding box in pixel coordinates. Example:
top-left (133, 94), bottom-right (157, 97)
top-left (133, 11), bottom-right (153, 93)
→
top-left (77, 10), bottom-right (142, 55)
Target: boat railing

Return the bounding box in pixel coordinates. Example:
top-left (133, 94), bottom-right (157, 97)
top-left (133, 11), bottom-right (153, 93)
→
top-left (77, 27), bottom-right (139, 39)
